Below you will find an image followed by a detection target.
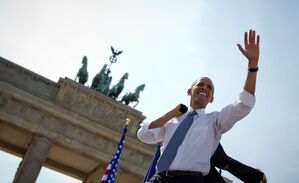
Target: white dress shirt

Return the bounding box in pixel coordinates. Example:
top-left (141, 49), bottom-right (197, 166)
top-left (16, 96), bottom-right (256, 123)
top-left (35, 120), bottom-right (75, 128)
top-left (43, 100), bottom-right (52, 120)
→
top-left (137, 89), bottom-right (255, 175)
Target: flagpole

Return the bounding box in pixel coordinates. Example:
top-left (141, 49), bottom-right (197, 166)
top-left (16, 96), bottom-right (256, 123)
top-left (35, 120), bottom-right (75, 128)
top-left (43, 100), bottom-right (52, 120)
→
top-left (100, 118), bottom-right (130, 183)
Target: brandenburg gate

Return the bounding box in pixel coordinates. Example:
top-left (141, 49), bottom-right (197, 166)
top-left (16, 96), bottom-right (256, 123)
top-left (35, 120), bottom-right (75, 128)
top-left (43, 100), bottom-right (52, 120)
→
top-left (0, 57), bottom-right (155, 183)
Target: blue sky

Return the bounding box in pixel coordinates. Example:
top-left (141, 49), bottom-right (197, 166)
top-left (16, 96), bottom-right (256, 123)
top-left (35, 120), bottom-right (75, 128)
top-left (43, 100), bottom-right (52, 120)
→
top-left (1, 0), bottom-right (299, 182)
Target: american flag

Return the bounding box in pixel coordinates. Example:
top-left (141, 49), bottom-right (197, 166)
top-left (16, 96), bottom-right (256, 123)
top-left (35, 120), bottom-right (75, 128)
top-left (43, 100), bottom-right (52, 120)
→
top-left (100, 124), bottom-right (128, 183)
top-left (142, 143), bottom-right (161, 183)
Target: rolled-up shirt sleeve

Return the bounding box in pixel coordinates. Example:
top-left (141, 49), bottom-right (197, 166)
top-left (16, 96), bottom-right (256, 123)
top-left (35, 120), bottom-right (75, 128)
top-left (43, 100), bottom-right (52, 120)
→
top-left (216, 89), bottom-right (256, 133)
top-left (239, 89), bottom-right (256, 108)
top-left (137, 122), bottom-right (165, 144)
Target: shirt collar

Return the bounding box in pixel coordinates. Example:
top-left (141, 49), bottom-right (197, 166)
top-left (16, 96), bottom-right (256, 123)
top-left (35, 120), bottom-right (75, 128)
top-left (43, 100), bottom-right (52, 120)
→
top-left (189, 108), bottom-right (205, 116)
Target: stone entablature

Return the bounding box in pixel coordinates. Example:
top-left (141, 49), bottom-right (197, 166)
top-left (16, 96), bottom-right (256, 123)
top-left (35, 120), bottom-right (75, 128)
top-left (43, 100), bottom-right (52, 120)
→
top-left (0, 57), bottom-right (59, 102)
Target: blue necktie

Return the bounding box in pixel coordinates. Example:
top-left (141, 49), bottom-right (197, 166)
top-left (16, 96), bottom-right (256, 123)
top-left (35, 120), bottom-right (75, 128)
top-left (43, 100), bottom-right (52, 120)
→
top-left (157, 110), bottom-right (197, 172)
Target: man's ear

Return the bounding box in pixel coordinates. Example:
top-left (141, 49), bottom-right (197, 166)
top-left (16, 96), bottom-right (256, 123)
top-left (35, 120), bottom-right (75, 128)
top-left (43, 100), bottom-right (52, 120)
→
top-left (209, 96), bottom-right (214, 103)
top-left (187, 88), bottom-right (191, 96)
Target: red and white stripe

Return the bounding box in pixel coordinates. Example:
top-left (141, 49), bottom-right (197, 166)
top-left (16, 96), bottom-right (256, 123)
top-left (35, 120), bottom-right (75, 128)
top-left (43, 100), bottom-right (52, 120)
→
top-left (100, 164), bottom-right (111, 183)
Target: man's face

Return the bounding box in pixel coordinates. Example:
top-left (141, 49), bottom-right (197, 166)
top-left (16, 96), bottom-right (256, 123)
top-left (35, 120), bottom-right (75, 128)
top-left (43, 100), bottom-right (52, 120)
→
top-left (188, 77), bottom-right (214, 108)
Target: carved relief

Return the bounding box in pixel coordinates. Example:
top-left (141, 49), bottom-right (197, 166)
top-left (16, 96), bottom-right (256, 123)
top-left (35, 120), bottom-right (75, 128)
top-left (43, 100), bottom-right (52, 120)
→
top-left (62, 91), bottom-right (74, 106)
top-left (55, 78), bottom-right (145, 137)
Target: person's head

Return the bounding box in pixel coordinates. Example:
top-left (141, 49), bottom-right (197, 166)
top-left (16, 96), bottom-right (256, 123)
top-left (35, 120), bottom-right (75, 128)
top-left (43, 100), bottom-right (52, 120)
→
top-left (187, 77), bottom-right (214, 109)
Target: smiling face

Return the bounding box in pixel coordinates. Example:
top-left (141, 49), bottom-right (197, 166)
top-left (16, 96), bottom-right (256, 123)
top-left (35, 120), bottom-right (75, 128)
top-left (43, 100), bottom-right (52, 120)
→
top-left (187, 77), bottom-right (214, 109)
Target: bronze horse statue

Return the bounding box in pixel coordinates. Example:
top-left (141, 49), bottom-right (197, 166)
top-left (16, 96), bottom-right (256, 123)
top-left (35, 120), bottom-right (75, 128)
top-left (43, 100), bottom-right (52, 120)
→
top-left (75, 56), bottom-right (88, 85)
top-left (108, 73), bottom-right (129, 99)
top-left (91, 64), bottom-right (107, 90)
top-left (121, 84), bottom-right (145, 107)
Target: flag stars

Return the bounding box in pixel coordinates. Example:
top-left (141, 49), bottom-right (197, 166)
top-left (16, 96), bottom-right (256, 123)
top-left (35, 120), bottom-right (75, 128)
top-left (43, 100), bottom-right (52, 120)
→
top-left (100, 127), bottom-right (128, 183)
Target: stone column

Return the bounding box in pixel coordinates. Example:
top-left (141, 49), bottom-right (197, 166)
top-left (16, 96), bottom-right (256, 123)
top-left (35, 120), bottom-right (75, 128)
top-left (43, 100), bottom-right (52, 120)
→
top-left (13, 136), bottom-right (52, 183)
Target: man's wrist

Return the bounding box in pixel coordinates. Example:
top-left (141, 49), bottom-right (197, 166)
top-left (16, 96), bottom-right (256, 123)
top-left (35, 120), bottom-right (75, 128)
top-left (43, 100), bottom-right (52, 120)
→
top-left (248, 67), bottom-right (259, 72)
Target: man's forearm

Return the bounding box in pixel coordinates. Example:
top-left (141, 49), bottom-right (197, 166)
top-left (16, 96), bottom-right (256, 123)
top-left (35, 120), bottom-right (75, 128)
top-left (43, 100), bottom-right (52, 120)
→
top-left (148, 110), bottom-right (177, 129)
top-left (148, 104), bottom-right (185, 129)
top-left (244, 68), bottom-right (257, 95)
top-left (226, 158), bottom-right (264, 183)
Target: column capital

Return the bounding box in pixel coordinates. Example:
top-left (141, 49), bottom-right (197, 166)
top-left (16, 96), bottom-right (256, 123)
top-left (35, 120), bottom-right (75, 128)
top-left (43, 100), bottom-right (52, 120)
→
top-left (33, 136), bottom-right (53, 146)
